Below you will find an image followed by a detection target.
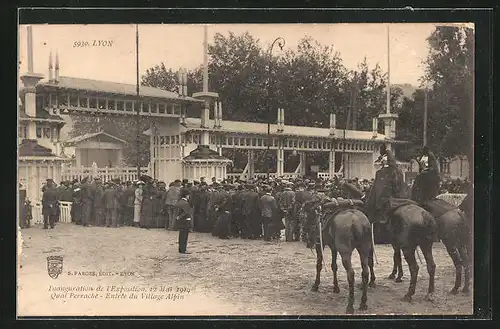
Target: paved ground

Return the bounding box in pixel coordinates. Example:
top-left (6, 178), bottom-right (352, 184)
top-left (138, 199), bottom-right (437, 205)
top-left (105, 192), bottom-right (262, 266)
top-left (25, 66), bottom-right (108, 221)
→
top-left (18, 223), bottom-right (473, 316)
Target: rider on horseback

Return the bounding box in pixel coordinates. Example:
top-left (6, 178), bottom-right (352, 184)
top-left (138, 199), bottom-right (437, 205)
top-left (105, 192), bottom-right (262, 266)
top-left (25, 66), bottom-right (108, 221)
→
top-left (365, 144), bottom-right (409, 225)
top-left (411, 146), bottom-right (441, 204)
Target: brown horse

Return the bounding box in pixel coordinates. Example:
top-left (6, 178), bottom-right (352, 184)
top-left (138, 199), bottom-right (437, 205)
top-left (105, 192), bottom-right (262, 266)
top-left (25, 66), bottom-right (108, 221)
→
top-left (304, 200), bottom-right (375, 314)
top-left (393, 199), bottom-right (472, 295)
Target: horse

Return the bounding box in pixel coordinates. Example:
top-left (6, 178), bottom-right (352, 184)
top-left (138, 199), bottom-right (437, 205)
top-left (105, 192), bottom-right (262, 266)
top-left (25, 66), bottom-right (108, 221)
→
top-left (342, 182), bottom-right (438, 303)
top-left (304, 198), bottom-right (376, 314)
top-left (394, 198), bottom-right (472, 295)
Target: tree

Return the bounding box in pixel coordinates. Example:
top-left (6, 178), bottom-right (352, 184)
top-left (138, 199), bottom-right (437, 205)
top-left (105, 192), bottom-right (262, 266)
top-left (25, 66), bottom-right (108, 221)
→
top-left (423, 26), bottom-right (474, 178)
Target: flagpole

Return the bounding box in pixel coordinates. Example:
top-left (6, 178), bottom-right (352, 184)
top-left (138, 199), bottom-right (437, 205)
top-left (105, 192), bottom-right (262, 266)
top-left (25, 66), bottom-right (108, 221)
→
top-left (135, 24), bottom-right (141, 179)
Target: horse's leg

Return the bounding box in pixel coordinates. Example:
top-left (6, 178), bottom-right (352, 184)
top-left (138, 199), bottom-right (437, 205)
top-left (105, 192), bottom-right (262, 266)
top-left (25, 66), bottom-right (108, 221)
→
top-left (401, 246), bottom-right (418, 303)
top-left (420, 242), bottom-right (436, 302)
top-left (331, 249), bottom-right (340, 293)
top-left (368, 245), bottom-right (376, 288)
top-left (358, 248), bottom-right (369, 311)
top-left (311, 243), bottom-right (323, 292)
top-left (388, 244), bottom-right (398, 280)
top-left (444, 241), bottom-right (462, 295)
top-left (340, 252), bottom-right (355, 314)
top-left (458, 244), bottom-right (471, 294)
top-left (395, 246), bottom-right (404, 282)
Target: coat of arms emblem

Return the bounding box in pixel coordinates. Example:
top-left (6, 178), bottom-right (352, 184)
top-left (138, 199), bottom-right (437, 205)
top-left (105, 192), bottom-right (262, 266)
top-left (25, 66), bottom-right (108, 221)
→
top-left (46, 255), bottom-right (63, 279)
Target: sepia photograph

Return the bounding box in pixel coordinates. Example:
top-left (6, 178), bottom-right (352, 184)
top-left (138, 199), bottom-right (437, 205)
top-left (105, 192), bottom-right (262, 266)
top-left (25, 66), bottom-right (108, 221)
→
top-left (17, 21), bottom-right (474, 317)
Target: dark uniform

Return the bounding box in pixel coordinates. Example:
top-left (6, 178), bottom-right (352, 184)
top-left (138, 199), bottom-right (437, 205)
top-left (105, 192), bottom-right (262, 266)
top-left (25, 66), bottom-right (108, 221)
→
top-left (241, 185), bottom-right (260, 239)
top-left (411, 147), bottom-right (440, 204)
top-left (279, 187), bottom-right (296, 242)
top-left (259, 191), bottom-right (279, 241)
top-left (80, 178), bottom-right (93, 226)
top-left (103, 183), bottom-right (119, 227)
top-left (92, 179), bottom-right (105, 226)
top-left (175, 188), bottom-right (192, 254)
top-left (42, 180), bottom-right (59, 229)
top-left (71, 184), bottom-right (82, 224)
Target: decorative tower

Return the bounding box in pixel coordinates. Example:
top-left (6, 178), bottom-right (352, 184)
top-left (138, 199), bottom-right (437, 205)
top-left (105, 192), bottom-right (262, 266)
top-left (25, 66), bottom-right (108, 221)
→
top-left (192, 25), bottom-right (219, 147)
top-left (20, 25), bottom-right (44, 140)
top-left (54, 51), bottom-right (60, 82)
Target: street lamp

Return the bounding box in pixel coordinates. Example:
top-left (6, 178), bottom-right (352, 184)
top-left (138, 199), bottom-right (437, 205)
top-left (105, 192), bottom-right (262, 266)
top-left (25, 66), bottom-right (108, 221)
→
top-left (266, 37), bottom-right (285, 180)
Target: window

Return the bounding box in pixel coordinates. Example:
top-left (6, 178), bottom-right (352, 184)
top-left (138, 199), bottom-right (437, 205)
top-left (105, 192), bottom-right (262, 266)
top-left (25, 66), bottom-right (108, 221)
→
top-left (167, 104), bottom-right (173, 115)
top-left (98, 99), bottom-right (106, 110)
top-left (108, 100), bottom-right (115, 111)
top-left (125, 102), bottom-right (133, 112)
top-left (89, 98), bottom-right (97, 109)
top-left (18, 125), bottom-right (27, 139)
top-left (151, 103), bottom-right (158, 113)
top-left (36, 125), bottom-right (42, 138)
top-left (158, 103), bottom-right (165, 114)
top-left (174, 104), bottom-right (181, 115)
top-left (51, 127), bottom-right (58, 141)
top-left (116, 101), bottom-right (124, 111)
top-left (142, 103), bottom-right (150, 113)
top-left (70, 95), bottom-right (79, 107)
top-left (59, 94), bottom-right (68, 106)
top-left (80, 97), bottom-right (88, 108)
top-left (42, 127), bottom-right (51, 138)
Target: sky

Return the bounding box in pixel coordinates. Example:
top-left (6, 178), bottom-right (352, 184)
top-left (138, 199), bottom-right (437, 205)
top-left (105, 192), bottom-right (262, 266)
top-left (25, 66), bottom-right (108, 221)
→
top-left (18, 23), bottom-right (473, 88)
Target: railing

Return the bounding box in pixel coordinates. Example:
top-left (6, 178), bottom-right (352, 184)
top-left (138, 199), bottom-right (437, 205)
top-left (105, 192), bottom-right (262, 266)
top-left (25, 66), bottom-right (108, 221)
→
top-left (30, 201), bottom-right (73, 225)
top-left (61, 166), bottom-right (149, 183)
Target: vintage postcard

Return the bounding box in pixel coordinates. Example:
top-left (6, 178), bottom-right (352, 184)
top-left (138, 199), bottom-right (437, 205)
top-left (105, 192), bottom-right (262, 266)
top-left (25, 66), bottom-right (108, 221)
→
top-left (17, 22), bottom-right (474, 316)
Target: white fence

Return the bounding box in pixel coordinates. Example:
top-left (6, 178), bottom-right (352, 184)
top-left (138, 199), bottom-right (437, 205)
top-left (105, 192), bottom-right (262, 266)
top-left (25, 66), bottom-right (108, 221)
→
top-left (30, 201), bottom-right (72, 225)
top-left (61, 166), bottom-right (149, 183)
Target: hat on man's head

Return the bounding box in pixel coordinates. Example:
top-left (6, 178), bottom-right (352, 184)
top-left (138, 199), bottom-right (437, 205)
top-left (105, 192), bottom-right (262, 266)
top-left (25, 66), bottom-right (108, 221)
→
top-left (137, 181), bottom-right (146, 185)
top-left (174, 179), bottom-right (181, 183)
top-left (179, 187), bottom-right (191, 198)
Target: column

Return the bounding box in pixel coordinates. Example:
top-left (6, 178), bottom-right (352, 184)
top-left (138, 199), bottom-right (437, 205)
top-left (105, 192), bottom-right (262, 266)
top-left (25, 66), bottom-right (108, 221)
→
top-left (247, 150), bottom-right (254, 180)
top-left (277, 140), bottom-right (284, 177)
top-left (328, 149), bottom-right (336, 177)
top-left (299, 152), bottom-right (306, 176)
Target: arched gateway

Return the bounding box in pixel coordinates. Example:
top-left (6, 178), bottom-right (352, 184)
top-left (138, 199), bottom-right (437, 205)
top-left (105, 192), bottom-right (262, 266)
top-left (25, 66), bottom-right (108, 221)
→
top-left (18, 25), bottom-right (409, 203)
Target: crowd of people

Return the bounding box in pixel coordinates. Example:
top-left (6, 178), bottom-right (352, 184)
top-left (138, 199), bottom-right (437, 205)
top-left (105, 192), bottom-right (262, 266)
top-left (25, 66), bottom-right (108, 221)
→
top-left (21, 173), bottom-right (470, 240)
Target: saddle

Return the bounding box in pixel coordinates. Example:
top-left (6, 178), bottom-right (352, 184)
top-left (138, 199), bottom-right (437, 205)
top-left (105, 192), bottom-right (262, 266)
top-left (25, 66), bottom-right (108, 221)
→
top-left (421, 198), bottom-right (457, 219)
top-left (317, 198), bottom-right (365, 233)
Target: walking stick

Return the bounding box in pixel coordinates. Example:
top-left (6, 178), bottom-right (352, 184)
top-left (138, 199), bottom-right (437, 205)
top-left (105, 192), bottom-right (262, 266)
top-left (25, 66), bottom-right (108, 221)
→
top-left (371, 223), bottom-right (379, 265)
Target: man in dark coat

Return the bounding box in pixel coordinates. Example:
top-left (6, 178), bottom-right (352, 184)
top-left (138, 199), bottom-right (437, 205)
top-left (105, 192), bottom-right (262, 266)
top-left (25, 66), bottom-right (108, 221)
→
top-left (103, 182), bottom-right (119, 227)
top-left (212, 184), bottom-right (233, 239)
top-left (175, 188), bottom-right (192, 254)
top-left (42, 179), bottom-right (59, 229)
top-left (194, 184), bottom-right (210, 232)
top-left (259, 186), bottom-right (279, 241)
top-left (71, 182), bottom-right (82, 224)
top-left (91, 177), bottom-right (105, 226)
top-left (241, 184), bottom-right (260, 239)
top-left (230, 184), bottom-right (245, 237)
top-left (294, 183), bottom-right (314, 242)
top-left (279, 183), bottom-right (297, 242)
top-left (411, 146), bottom-right (441, 204)
top-left (366, 144), bottom-right (408, 225)
top-left (80, 177), bottom-right (93, 227)
top-left (165, 180), bottom-right (182, 230)
top-left (121, 181), bottom-right (135, 226)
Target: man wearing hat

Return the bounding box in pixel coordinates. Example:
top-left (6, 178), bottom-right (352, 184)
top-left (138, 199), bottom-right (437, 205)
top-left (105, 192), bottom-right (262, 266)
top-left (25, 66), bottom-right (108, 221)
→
top-left (258, 185), bottom-right (278, 241)
top-left (165, 179), bottom-right (182, 230)
top-left (42, 179), bottom-right (59, 229)
top-left (80, 176), bottom-right (93, 227)
top-left (279, 182), bottom-right (296, 242)
top-left (91, 177), bottom-right (105, 226)
top-left (175, 187), bottom-right (193, 254)
top-left (411, 145), bottom-right (440, 204)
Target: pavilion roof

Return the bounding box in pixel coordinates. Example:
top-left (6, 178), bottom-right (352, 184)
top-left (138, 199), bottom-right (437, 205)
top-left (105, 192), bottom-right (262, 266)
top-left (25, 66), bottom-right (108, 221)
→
top-left (18, 139), bottom-right (59, 157)
top-left (64, 131), bottom-right (128, 146)
top-left (183, 145), bottom-right (232, 162)
top-left (36, 76), bottom-right (203, 104)
top-left (145, 117), bottom-right (392, 142)
top-left (18, 107), bottom-right (65, 123)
